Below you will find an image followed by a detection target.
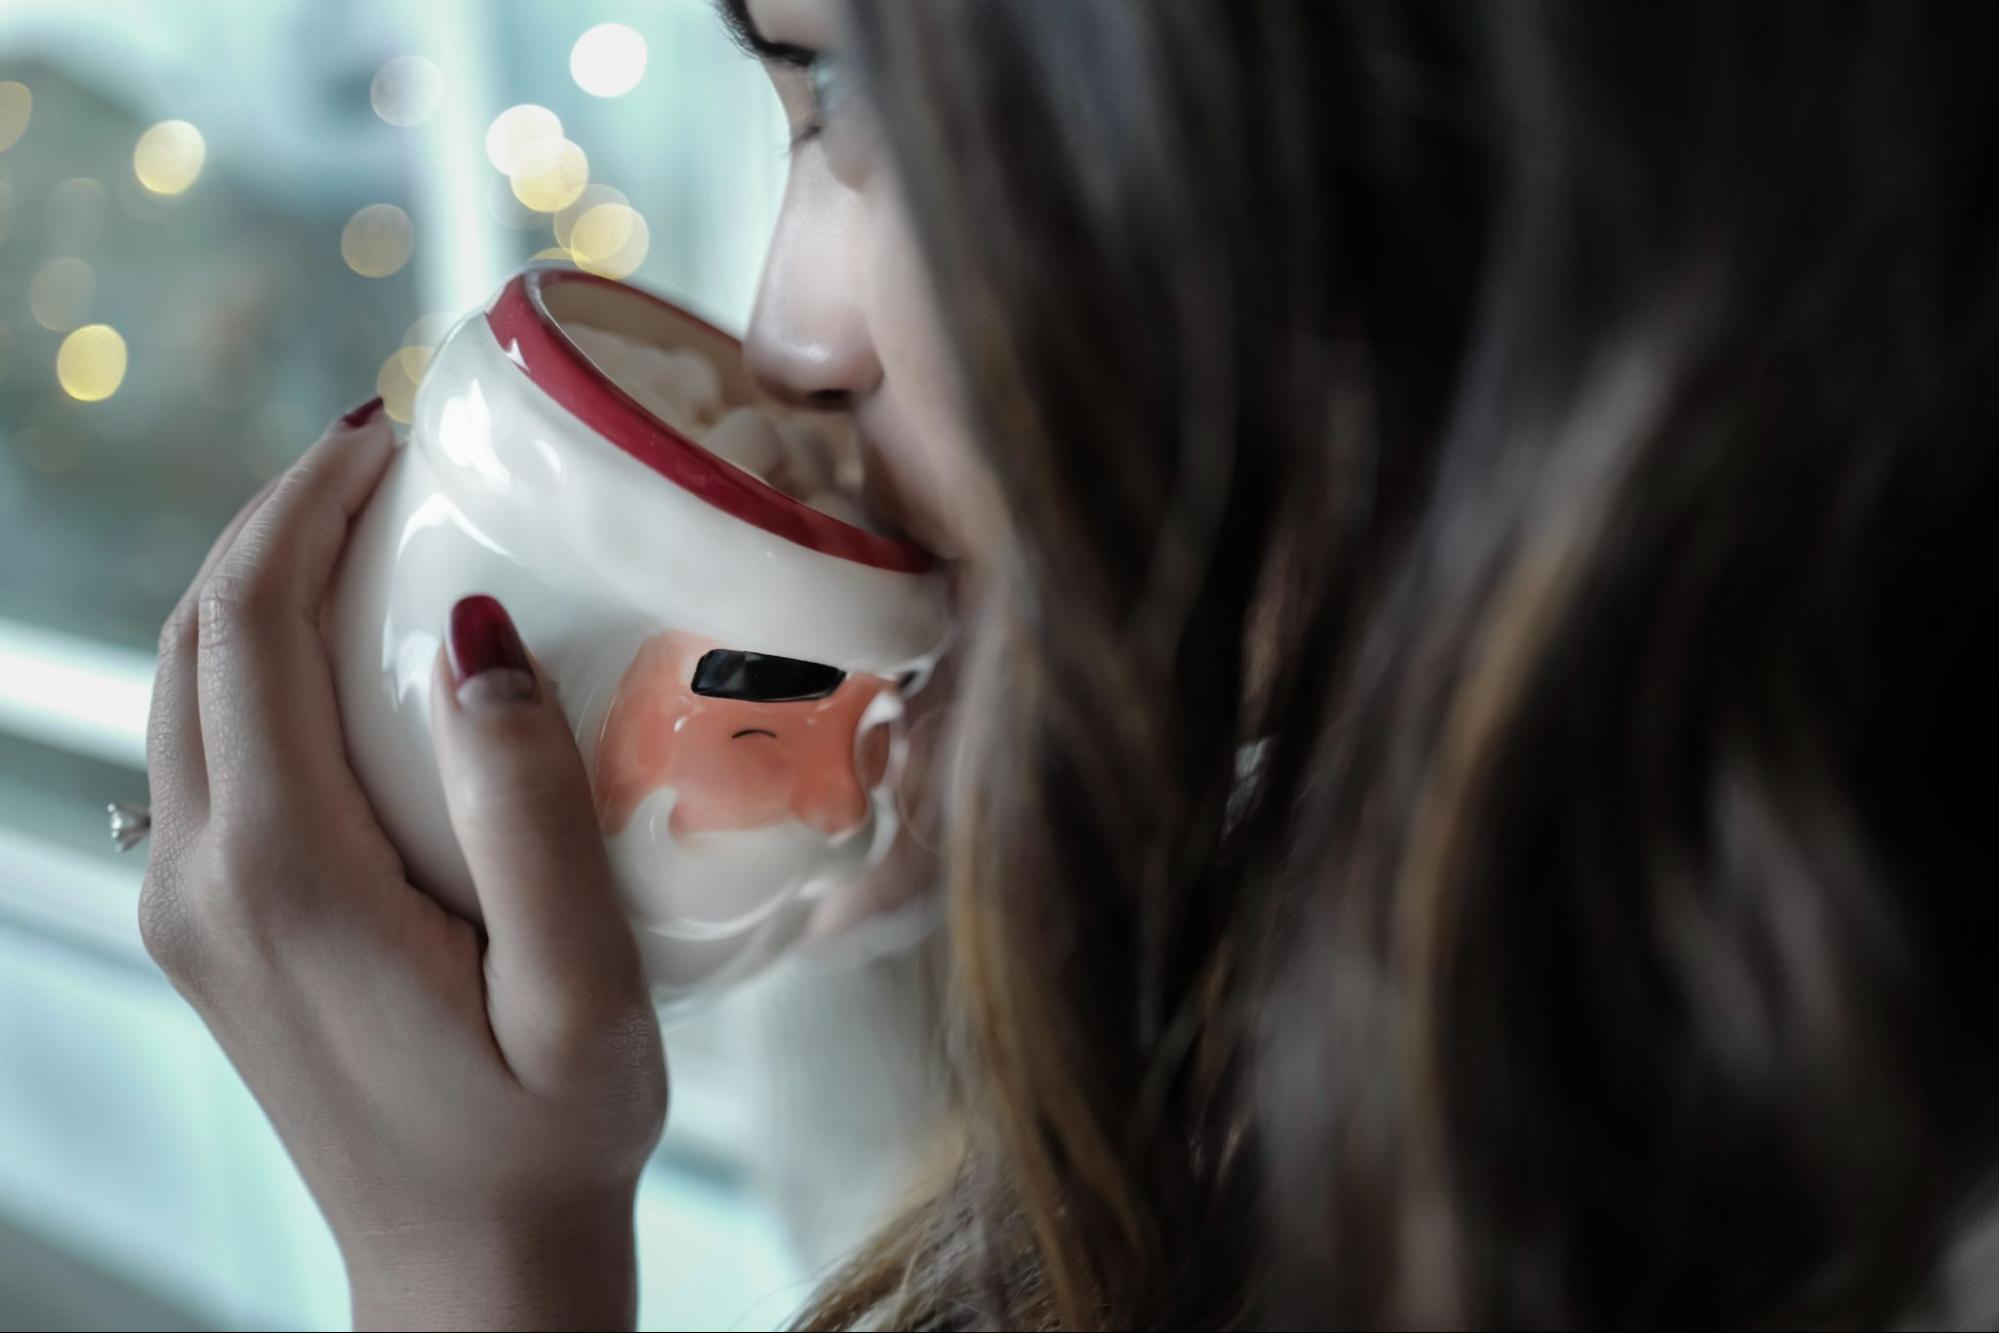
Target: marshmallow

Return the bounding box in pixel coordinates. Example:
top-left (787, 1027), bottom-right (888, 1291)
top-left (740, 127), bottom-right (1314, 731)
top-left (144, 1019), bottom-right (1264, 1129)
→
top-left (774, 415), bottom-right (840, 498)
top-left (568, 324), bottom-right (885, 532)
top-left (568, 326), bottom-right (722, 435)
top-left (703, 405), bottom-right (788, 479)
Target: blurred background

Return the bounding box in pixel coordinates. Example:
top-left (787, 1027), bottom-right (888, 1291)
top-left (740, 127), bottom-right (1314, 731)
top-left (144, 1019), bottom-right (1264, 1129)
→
top-left (0, 2), bottom-right (948, 1327)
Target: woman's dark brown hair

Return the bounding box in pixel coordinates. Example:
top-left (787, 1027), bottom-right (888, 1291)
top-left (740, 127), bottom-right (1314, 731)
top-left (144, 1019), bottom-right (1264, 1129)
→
top-left (742, 2), bottom-right (1999, 1326)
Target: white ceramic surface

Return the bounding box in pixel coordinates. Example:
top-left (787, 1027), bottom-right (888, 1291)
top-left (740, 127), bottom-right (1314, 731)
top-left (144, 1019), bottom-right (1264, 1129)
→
top-left (326, 266), bottom-right (951, 1002)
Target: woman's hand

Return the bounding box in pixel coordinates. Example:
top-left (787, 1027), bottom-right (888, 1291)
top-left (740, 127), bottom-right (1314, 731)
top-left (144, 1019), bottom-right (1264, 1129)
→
top-left (138, 400), bottom-right (667, 1332)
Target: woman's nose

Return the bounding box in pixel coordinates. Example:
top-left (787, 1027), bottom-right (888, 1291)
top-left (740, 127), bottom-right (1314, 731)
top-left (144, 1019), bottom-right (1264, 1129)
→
top-left (743, 175), bottom-right (882, 409)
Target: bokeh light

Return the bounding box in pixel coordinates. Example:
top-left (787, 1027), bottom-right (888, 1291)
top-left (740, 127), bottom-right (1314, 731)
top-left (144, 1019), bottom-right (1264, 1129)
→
top-left (29, 257), bottom-right (96, 331)
top-left (484, 104), bottom-right (562, 175)
top-left (56, 324), bottom-right (128, 402)
top-left (369, 55), bottom-right (444, 127)
top-left (376, 345), bottom-right (434, 423)
top-left (340, 203), bottom-right (415, 277)
top-left (530, 247), bottom-right (579, 266)
top-left (569, 203), bottom-right (649, 279)
top-left (401, 311), bottom-right (457, 349)
top-left (0, 82), bottom-right (29, 152)
top-left (509, 137), bottom-right (589, 212)
top-left (570, 23), bottom-right (648, 98)
top-left (554, 183), bottom-right (629, 249)
top-left (132, 120), bottom-right (206, 195)
top-left (47, 177), bottom-right (109, 253)
top-left (485, 174), bottom-right (542, 230)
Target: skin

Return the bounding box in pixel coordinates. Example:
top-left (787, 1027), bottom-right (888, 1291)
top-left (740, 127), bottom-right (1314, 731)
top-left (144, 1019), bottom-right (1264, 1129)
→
top-left (141, 0), bottom-right (980, 1326)
top-left (743, 0), bottom-right (996, 563)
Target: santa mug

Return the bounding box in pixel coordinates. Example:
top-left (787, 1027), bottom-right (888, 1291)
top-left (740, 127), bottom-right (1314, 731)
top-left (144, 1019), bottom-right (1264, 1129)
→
top-left (326, 265), bottom-right (951, 1003)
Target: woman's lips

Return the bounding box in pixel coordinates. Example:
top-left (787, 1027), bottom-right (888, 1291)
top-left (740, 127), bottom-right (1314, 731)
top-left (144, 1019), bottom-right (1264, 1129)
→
top-left (855, 426), bottom-right (961, 561)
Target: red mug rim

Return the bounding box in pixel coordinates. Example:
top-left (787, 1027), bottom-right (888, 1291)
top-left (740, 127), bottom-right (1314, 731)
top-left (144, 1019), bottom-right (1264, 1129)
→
top-left (484, 264), bottom-right (935, 574)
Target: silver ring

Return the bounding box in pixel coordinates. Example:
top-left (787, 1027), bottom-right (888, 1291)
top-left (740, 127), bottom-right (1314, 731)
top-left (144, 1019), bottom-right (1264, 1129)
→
top-left (108, 801), bottom-right (152, 852)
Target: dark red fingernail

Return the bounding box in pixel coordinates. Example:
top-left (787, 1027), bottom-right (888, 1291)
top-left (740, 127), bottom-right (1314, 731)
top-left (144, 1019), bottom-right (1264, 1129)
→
top-left (340, 396), bottom-right (385, 429)
top-left (448, 595), bottom-right (537, 704)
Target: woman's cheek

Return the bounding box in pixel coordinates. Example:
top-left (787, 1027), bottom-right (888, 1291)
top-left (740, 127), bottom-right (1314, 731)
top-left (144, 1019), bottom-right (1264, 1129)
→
top-left (863, 179), bottom-right (1004, 562)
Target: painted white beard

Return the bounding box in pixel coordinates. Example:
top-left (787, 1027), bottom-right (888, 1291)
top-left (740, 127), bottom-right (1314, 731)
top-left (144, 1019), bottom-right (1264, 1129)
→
top-left (603, 787), bottom-right (871, 942)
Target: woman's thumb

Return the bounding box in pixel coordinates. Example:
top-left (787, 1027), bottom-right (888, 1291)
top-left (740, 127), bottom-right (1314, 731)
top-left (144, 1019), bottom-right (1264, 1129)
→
top-left (429, 594), bottom-right (649, 1080)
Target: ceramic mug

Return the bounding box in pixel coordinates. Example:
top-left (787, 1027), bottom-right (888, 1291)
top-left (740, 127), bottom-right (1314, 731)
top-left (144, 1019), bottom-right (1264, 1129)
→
top-left (326, 264), bottom-right (952, 1003)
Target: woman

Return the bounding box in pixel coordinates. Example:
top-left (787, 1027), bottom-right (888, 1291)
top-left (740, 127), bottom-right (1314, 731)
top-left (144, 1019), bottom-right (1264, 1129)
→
top-left (140, 0), bottom-right (1999, 1327)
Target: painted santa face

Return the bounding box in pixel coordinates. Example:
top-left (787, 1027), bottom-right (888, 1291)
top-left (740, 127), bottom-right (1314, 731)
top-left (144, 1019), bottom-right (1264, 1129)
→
top-left (594, 628), bottom-right (894, 842)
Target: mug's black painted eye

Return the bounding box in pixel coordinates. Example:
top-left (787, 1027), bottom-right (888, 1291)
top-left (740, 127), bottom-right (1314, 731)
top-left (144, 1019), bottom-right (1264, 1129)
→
top-left (691, 649), bottom-right (846, 702)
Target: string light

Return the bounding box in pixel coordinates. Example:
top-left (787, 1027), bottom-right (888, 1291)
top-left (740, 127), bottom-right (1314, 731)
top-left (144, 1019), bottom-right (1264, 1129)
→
top-left (370, 56), bottom-right (444, 127)
top-left (570, 24), bottom-right (648, 98)
top-left (341, 203), bottom-right (415, 277)
top-left (0, 82), bottom-right (29, 152)
top-left (376, 345), bottom-right (433, 423)
top-left (56, 324), bottom-right (128, 402)
top-left (509, 137), bottom-right (589, 212)
top-left (554, 184), bottom-right (628, 249)
top-left (569, 203), bottom-right (649, 279)
top-left (486, 175), bottom-right (542, 230)
top-left (484, 104), bottom-right (562, 175)
top-left (133, 120), bottom-right (206, 195)
top-left (401, 312), bottom-right (457, 349)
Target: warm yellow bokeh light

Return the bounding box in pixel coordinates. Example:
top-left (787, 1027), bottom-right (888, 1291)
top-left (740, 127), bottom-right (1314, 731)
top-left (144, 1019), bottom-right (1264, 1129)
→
top-left (370, 55), bottom-right (444, 127)
top-left (510, 138), bottom-right (589, 212)
top-left (48, 177), bottom-right (109, 252)
top-left (401, 311), bottom-right (456, 349)
top-left (340, 203), bottom-right (415, 277)
top-left (485, 175), bottom-right (541, 230)
top-left (0, 82), bottom-right (29, 153)
top-left (56, 324), bottom-right (128, 402)
top-left (29, 257), bottom-right (95, 331)
top-left (376, 345), bottom-right (434, 423)
top-left (133, 120), bottom-right (206, 195)
top-left (570, 23), bottom-right (648, 98)
top-left (554, 183), bottom-right (628, 249)
top-left (530, 247), bottom-right (578, 266)
top-left (484, 104), bottom-right (562, 175)
top-left (570, 203), bottom-right (649, 280)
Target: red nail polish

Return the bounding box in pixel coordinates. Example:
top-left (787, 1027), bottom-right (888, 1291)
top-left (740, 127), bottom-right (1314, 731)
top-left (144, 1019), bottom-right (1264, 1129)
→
top-left (341, 396), bottom-right (385, 429)
top-left (448, 595), bottom-right (536, 700)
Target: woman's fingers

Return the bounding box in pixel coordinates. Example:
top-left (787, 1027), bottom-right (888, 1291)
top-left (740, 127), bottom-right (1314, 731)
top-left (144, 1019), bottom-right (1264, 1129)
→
top-left (427, 595), bottom-right (655, 1092)
top-left (195, 401), bottom-right (393, 822)
top-left (148, 475), bottom-right (281, 834)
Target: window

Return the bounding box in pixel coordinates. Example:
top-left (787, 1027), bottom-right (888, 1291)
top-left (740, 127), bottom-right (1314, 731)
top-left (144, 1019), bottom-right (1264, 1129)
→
top-left (1, 4), bottom-right (810, 1325)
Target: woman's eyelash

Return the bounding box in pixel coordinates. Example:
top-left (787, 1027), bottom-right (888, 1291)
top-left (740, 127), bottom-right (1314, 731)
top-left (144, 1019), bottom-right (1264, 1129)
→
top-left (782, 56), bottom-right (837, 156)
top-left (789, 118), bottom-right (826, 151)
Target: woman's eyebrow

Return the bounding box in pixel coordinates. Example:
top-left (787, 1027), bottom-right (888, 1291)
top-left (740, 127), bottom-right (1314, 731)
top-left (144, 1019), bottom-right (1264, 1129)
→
top-left (716, 0), bottom-right (817, 70)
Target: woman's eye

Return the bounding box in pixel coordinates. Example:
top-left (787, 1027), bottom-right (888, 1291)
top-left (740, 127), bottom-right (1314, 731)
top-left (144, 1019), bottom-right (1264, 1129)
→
top-left (788, 53), bottom-right (845, 152)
